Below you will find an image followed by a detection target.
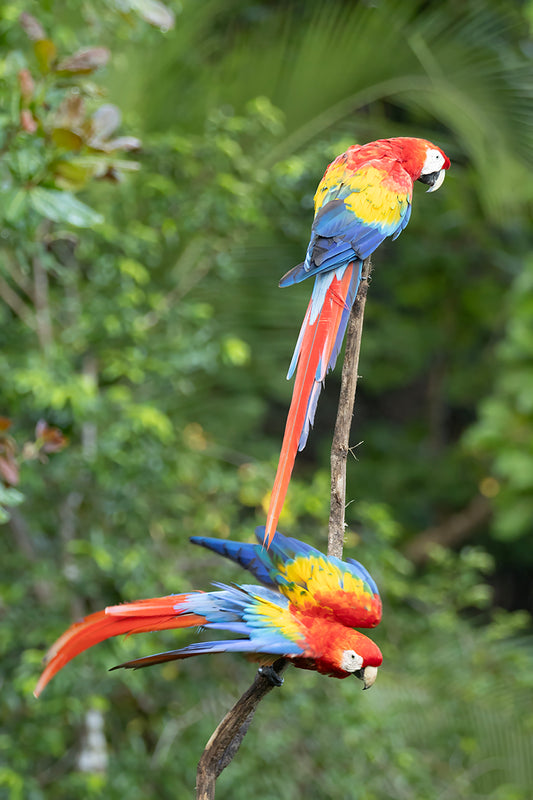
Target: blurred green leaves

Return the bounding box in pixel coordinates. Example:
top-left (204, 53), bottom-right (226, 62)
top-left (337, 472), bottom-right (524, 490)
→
top-left (0, 12), bottom-right (140, 234)
top-left (28, 188), bottom-right (104, 227)
top-left (466, 256), bottom-right (533, 542)
top-left (0, 0), bottom-right (532, 798)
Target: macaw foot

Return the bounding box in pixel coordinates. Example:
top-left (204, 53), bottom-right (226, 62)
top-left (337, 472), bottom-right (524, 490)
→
top-left (258, 665), bottom-right (284, 687)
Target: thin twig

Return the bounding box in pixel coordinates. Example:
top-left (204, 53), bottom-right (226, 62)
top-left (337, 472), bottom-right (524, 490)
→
top-left (328, 258), bottom-right (372, 557)
top-left (194, 258), bottom-right (372, 798)
top-left (0, 275), bottom-right (36, 328)
top-left (2, 252), bottom-right (35, 299)
top-left (33, 254), bottom-right (53, 352)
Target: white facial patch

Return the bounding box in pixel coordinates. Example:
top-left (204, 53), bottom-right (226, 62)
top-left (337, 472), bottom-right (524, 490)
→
top-left (421, 147), bottom-right (446, 175)
top-left (340, 649), bottom-right (364, 672)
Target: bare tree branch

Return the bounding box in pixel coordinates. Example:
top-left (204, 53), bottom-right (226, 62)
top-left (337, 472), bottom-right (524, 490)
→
top-left (195, 659), bottom-right (288, 799)
top-left (81, 355), bottom-right (99, 462)
top-left (0, 275), bottom-right (36, 328)
top-left (194, 259), bottom-right (371, 798)
top-left (2, 253), bottom-right (35, 300)
top-left (33, 254), bottom-right (53, 352)
top-left (329, 257), bottom-right (372, 558)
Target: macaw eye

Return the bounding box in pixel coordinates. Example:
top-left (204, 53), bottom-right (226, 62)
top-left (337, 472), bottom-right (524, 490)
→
top-left (340, 649), bottom-right (364, 672)
top-left (421, 148), bottom-right (445, 175)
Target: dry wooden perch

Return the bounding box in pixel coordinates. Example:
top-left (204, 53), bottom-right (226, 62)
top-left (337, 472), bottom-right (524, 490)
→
top-left (195, 257), bottom-right (372, 799)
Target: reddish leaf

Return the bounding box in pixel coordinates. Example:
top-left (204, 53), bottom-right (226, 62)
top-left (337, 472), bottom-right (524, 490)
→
top-left (0, 430), bottom-right (18, 486)
top-left (18, 69), bottom-right (35, 102)
top-left (56, 47), bottom-right (110, 74)
top-left (19, 12), bottom-right (46, 41)
top-left (0, 418), bottom-right (12, 432)
top-left (99, 166), bottom-right (120, 182)
top-left (34, 420), bottom-right (47, 439)
top-left (20, 109), bottom-right (38, 133)
top-left (128, 0), bottom-right (175, 31)
top-left (88, 105), bottom-right (142, 153)
top-left (90, 104), bottom-right (121, 141)
top-left (0, 455), bottom-right (19, 487)
top-left (93, 136), bottom-right (142, 153)
top-left (35, 420), bottom-right (69, 453)
top-left (55, 93), bottom-right (86, 129)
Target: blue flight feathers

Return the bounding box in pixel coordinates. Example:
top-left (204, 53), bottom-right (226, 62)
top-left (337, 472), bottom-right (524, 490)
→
top-left (279, 191), bottom-right (409, 289)
top-left (190, 527), bottom-right (380, 598)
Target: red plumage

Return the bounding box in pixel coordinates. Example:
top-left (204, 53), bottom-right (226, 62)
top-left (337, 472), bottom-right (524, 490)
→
top-left (263, 136), bottom-right (450, 546)
top-left (34, 595), bottom-right (205, 698)
top-left (265, 264), bottom-right (358, 546)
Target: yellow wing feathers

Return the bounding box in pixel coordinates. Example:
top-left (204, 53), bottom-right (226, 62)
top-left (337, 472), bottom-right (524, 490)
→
top-left (314, 162), bottom-right (410, 228)
top-left (246, 592), bottom-right (306, 643)
top-left (278, 554), bottom-right (374, 610)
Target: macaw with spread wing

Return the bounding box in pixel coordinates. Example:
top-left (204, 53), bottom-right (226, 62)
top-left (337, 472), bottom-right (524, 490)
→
top-left (264, 137), bottom-right (450, 546)
top-left (34, 528), bottom-right (382, 696)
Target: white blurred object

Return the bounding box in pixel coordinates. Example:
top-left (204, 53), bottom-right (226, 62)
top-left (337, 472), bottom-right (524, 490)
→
top-left (77, 708), bottom-right (108, 773)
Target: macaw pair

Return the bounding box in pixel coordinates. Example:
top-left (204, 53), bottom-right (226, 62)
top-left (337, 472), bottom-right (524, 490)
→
top-left (36, 136), bottom-right (450, 696)
top-left (264, 136), bottom-right (450, 545)
top-left (34, 528), bottom-right (383, 696)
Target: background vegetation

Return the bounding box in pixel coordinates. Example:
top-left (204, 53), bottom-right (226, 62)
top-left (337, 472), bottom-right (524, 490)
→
top-left (1, 0), bottom-right (532, 797)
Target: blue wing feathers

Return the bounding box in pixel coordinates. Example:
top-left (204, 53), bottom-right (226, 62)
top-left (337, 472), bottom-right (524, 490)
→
top-left (280, 187), bottom-right (410, 288)
top-left (279, 261), bottom-right (307, 287)
top-left (116, 579), bottom-right (304, 670)
top-left (191, 529), bottom-right (380, 601)
top-left (120, 637), bottom-right (300, 668)
top-left (190, 536), bottom-right (274, 587)
top-left (313, 198), bottom-right (354, 237)
top-left (391, 201), bottom-right (411, 239)
top-left (203, 622), bottom-right (251, 635)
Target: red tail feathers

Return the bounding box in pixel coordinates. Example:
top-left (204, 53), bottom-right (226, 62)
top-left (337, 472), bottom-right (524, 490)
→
top-left (34, 594), bottom-right (205, 697)
top-left (264, 263), bottom-right (358, 547)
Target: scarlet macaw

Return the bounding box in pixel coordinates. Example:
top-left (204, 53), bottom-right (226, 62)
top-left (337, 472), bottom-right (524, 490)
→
top-left (264, 137), bottom-right (450, 546)
top-left (34, 528), bottom-right (382, 696)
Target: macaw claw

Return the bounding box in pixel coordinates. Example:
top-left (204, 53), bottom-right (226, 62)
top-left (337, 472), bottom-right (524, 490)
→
top-left (258, 665), bottom-right (284, 687)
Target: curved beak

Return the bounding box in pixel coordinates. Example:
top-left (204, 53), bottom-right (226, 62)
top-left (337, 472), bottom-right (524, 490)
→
top-left (418, 168), bottom-right (446, 193)
top-left (354, 665), bottom-right (378, 690)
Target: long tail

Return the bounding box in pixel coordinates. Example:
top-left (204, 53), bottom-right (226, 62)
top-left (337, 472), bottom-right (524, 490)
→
top-left (34, 594), bottom-right (206, 697)
top-left (263, 261), bottom-right (362, 546)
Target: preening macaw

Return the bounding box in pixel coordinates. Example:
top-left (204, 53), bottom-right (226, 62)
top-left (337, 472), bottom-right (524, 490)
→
top-left (34, 528), bottom-right (382, 696)
top-left (264, 137), bottom-right (450, 546)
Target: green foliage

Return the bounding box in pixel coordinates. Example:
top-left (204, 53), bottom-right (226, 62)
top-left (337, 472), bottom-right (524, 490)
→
top-left (0, 0), bottom-right (532, 798)
top-left (466, 256), bottom-right (533, 548)
top-left (4, 507), bottom-right (533, 800)
top-left (0, 12), bottom-right (142, 230)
